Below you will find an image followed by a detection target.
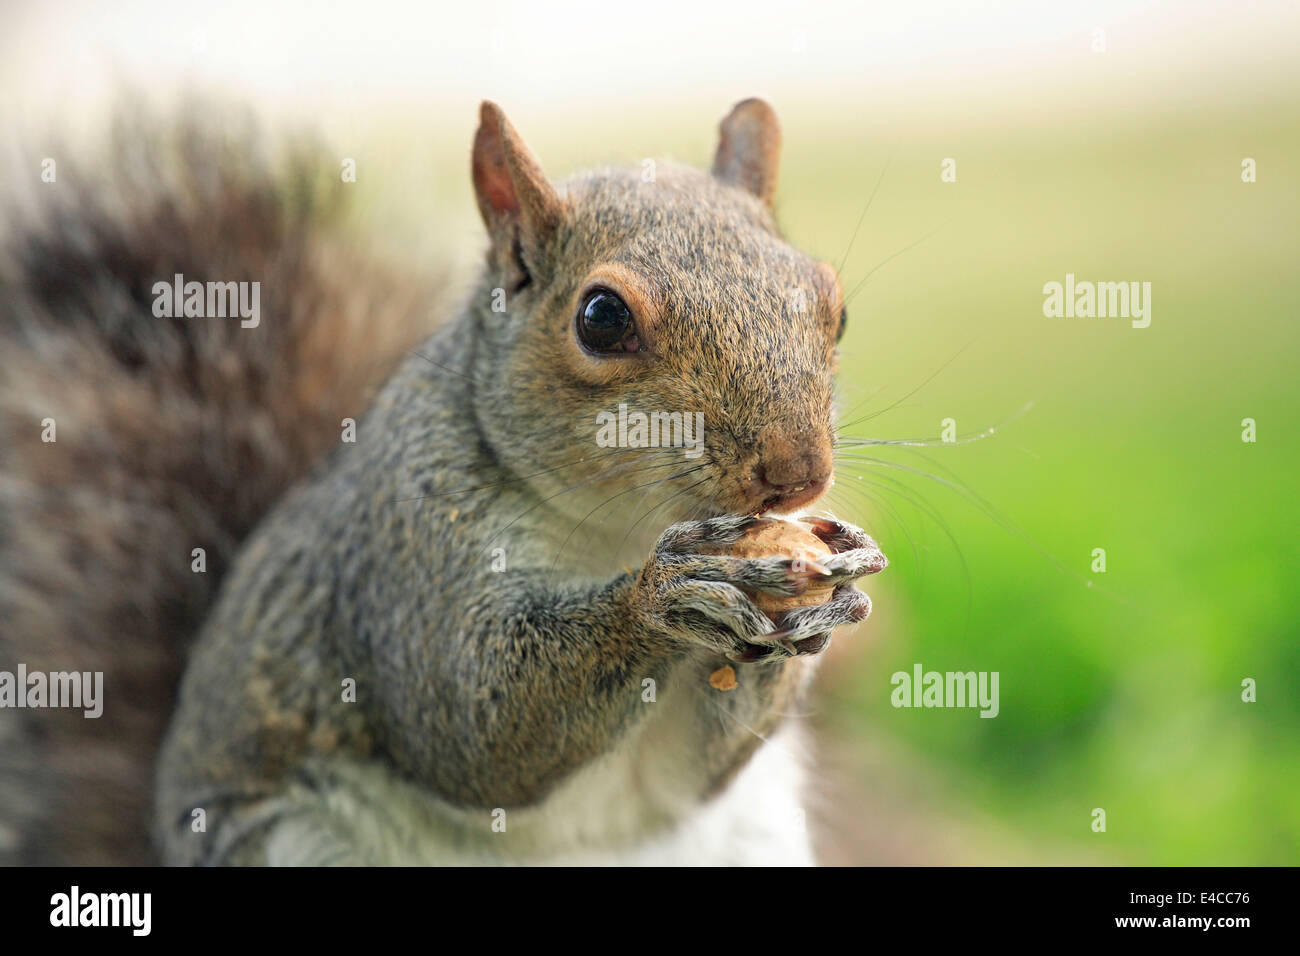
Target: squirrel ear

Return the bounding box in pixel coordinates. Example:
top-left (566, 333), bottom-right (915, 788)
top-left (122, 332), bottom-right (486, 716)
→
top-left (471, 101), bottom-right (563, 289)
top-left (712, 98), bottom-right (781, 207)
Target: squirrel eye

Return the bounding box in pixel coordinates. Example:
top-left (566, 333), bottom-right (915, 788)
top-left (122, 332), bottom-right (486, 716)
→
top-left (837, 305), bottom-right (848, 343)
top-left (577, 289), bottom-right (638, 354)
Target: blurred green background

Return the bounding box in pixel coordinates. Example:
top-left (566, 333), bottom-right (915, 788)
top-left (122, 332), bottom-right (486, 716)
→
top-left (796, 100), bottom-right (1300, 865)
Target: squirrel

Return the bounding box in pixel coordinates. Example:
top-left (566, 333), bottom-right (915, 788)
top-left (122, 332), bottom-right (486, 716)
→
top-left (0, 97), bottom-right (887, 865)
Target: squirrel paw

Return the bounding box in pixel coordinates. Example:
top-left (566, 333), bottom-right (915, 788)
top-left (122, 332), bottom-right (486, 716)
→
top-left (639, 516), bottom-right (775, 657)
top-left (798, 515), bottom-right (887, 563)
top-left (638, 514), bottom-right (884, 664)
top-left (729, 583), bottom-right (872, 663)
top-left (723, 514), bottom-right (885, 664)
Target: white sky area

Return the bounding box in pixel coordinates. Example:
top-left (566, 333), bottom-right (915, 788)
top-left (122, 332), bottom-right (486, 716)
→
top-left (2, 0), bottom-right (1297, 131)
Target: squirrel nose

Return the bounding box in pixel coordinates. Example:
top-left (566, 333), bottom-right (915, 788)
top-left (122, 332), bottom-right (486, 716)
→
top-left (752, 435), bottom-right (832, 512)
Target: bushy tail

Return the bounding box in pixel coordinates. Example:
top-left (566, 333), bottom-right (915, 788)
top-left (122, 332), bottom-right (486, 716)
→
top-left (0, 107), bottom-right (442, 863)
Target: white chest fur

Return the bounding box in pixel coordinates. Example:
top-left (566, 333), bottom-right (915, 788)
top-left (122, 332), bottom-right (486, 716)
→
top-left (263, 723), bottom-right (814, 866)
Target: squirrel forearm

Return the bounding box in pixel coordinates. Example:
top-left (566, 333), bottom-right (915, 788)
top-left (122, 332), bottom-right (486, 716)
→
top-left (374, 569), bottom-right (677, 810)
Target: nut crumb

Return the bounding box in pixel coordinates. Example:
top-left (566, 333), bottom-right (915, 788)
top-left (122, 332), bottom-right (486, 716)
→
top-left (709, 665), bottom-right (738, 691)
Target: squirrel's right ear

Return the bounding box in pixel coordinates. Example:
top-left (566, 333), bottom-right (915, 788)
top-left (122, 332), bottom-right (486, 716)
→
top-left (712, 98), bottom-right (781, 208)
top-left (472, 101), bottom-right (564, 291)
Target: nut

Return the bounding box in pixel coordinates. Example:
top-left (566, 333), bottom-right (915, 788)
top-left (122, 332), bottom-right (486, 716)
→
top-left (701, 517), bottom-right (834, 622)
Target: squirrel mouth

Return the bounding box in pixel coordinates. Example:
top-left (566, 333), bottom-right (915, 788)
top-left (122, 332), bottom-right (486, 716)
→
top-left (754, 475), bottom-right (832, 516)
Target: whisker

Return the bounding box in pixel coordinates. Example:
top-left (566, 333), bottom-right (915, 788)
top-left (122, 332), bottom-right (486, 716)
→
top-left (833, 463), bottom-right (971, 569)
top-left (833, 381), bottom-right (890, 433)
top-left (605, 482), bottom-right (663, 556)
top-left (480, 453), bottom-right (689, 556)
top-left (692, 683), bottom-right (771, 746)
top-left (843, 222), bottom-right (947, 307)
top-left (548, 464), bottom-right (707, 571)
top-left (835, 450), bottom-right (1125, 600)
top-left (832, 460), bottom-right (975, 632)
top-left (836, 400), bottom-right (1036, 447)
top-left (410, 349), bottom-right (487, 388)
top-left (835, 453), bottom-right (1014, 536)
top-left (824, 479), bottom-right (920, 574)
top-left (393, 445), bottom-right (675, 504)
top-left (834, 143), bottom-right (895, 275)
top-left (609, 473), bottom-right (713, 561)
top-left (834, 342), bottom-right (974, 434)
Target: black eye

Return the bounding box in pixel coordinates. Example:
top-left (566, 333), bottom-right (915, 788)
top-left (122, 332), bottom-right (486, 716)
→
top-left (577, 289), bottom-right (638, 354)
top-left (837, 306), bottom-right (848, 343)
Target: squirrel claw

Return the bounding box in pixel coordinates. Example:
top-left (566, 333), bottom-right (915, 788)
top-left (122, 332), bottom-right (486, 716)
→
top-left (726, 644), bottom-right (768, 664)
top-left (797, 515), bottom-right (844, 537)
top-left (797, 515), bottom-right (881, 557)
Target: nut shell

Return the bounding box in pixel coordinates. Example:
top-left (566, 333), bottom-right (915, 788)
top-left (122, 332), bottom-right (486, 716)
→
top-left (702, 518), bottom-right (834, 621)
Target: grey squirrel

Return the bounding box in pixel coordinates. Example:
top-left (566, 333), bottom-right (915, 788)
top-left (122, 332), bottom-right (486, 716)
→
top-left (0, 98), bottom-right (886, 865)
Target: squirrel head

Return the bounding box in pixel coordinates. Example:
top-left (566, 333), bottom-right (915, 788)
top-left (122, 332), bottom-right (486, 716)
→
top-left (467, 99), bottom-right (846, 526)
